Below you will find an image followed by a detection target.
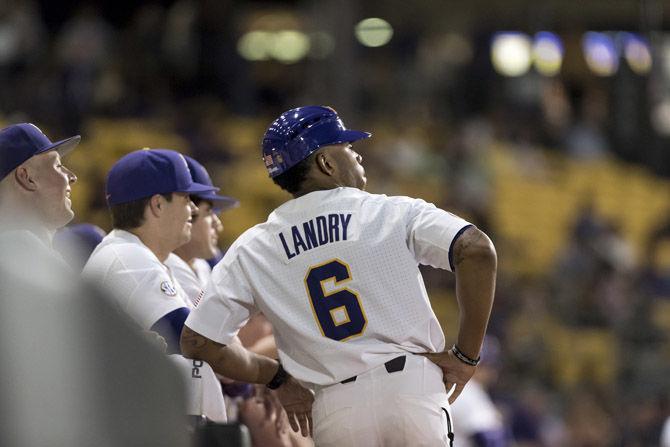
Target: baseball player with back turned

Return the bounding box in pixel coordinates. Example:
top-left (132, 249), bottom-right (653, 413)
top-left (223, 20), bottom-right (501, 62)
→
top-left (181, 106), bottom-right (497, 446)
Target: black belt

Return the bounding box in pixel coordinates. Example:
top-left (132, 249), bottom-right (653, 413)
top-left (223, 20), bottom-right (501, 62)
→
top-left (340, 355), bottom-right (406, 384)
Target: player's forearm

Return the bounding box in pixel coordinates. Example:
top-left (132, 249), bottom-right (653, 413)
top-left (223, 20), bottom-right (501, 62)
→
top-left (247, 334), bottom-right (279, 358)
top-left (180, 325), bottom-right (279, 384)
top-left (452, 227), bottom-right (497, 359)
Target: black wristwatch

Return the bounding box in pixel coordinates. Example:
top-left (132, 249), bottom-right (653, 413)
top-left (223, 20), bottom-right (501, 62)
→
top-left (266, 363), bottom-right (289, 389)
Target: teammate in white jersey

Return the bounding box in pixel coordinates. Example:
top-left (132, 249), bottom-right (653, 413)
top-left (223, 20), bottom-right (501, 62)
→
top-left (181, 106), bottom-right (497, 445)
top-left (82, 148), bottom-right (229, 423)
top-left (83, 149), bottom-right (217, 349)
top-left (0, 123), bottom-right (79, 256)
top-left (166, 156), bottom-right (238, 306)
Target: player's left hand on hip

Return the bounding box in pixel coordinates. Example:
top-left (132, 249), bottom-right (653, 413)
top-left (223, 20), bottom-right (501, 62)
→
top-left (275, 376), bottom-right (314, 437)
top-left (421, 350), bottom-right (476, 404)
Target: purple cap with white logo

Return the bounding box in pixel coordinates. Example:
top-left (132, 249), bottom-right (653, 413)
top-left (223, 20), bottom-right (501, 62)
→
top-left (106, 149), bottom-right (218, 206)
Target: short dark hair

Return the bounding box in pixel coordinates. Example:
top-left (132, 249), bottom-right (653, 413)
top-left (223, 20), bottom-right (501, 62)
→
top-left (191, 197), bottom-right (214, 223)
top-left (110, 193), bottom-right (173, 230)
top-left (272, 152), bottom-right (317, 195)
top-left (192, 196), bottom-right (204, 208)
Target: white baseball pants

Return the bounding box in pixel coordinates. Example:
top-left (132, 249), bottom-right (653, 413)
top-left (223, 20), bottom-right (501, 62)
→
top-left (312, 354), bottom-right (454, 447)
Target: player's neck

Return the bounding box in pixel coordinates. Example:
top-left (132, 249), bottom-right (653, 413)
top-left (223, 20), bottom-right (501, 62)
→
top-left (126, 225), bottom-right (173, 262)
top-left (0, 205), bottom-right (54, 247)
top-left (173, 246), bottom-right (197, 270)
top-left (293, 179), bottom-right (340, 198)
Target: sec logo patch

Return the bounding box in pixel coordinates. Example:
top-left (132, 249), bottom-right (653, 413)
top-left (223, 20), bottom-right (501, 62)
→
top-left (160, 281), bottom-right (177, 296)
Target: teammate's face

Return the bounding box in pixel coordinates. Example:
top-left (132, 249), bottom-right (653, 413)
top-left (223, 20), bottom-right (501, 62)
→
top-left (161, 192), bottom-right (197, 250)
top-left (327, 143), bottom-right (367, 190)
top-left (188, 200), bottom-right (222, 259)
top-left (26, 151), bottom-right (77, 230)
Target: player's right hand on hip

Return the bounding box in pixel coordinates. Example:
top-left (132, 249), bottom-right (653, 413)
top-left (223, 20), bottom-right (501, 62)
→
top-left (421, 350), bottom-right (476, 404)
top-left (275, 376), bottom-right (314, 437)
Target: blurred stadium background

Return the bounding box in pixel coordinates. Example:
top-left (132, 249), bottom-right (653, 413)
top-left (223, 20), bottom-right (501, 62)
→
top-left (2, 0), bottom-right (670, 444)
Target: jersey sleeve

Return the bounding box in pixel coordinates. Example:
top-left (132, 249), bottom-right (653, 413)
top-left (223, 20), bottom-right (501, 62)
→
top-left (83, 249), bottom-right (188, 330)
top-left (393, 196), bottom-right (473, 271)
top-left (185, 253), bottom-right (258, 346)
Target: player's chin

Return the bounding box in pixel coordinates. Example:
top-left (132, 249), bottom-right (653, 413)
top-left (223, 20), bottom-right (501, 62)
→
top-left (54, 208), bottom-right (75, 228)
top-left (205, 245), bottom-right (217, 260)
top-left (181, 226), bottom-right (193, 243)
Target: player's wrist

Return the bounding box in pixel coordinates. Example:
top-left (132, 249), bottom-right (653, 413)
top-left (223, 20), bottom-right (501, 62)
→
top-left (451, 344), bottom-right (480, 366)
top-left (266, 362), bottom-right (289, 389)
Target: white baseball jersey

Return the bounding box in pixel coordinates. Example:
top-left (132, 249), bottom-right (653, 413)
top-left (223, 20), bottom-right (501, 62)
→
top-left (0, 229), bottom-right (69, 266)
top-left (164, 255), bottom-right (211, 307)
top-left (0, 229), bottom-right (72, 289)
top-left (82, 229), bottom-right (192, 330)
top-left (169, 354), bottom-right (227, 423)
top-left (186, 187), bottom-right (471, 386)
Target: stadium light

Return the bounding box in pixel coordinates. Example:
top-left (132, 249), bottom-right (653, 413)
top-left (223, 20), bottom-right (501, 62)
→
top-left (270, 30), bottom-right (311, 64)
top-left (491, 32), bottom-right (532, 77)
top-left (237, 31), bottom-right (273, 61)
top-left (238, 30), bottom-right (311, 63)
top-left (355, 18), bottom-right (393, 47)
top-left (533, 31), bottom-right (563, 76)
top-left (620, 32), bottom-right (652, 75)
top-left (583, 32), bottom-right (618, 76)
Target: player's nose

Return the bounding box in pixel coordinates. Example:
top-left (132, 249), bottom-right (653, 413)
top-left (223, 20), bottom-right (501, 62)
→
top-left (213, 214), bottom-right (223, 233)
top-left (64, 166), bottom-right (77, 183)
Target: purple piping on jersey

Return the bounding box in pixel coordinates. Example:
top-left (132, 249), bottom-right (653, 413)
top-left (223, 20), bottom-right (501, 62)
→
top-left (151, 306), bottom-right (191, 354)
top-left (448, 224), bottom-right (474, 271)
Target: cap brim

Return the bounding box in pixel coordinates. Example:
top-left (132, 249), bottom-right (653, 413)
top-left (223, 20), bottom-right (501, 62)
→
top-left (36, 135), bottom-right (81, 157)
top-left (202, 194), bottom-right (240, 211)
top-left (180, 181), bottom-right (219, 195)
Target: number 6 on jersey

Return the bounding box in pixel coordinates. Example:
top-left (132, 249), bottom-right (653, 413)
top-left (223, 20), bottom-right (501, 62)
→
top-left (305, 259), bottom-right (367, 341)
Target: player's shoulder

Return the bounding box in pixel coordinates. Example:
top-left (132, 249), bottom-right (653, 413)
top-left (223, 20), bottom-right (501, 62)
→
top-left (87, 229), bottom-right (160, 270)
top-left (324, 186), bottom-right (401, 207)
top-left (214, 223), bottom-right (266, 268)
top-left (234, 222), bottom-right (267, 247)
top-left (351, 188), bottom-right (428, 212)
top-left (164, 253), bottom-right (190, 273)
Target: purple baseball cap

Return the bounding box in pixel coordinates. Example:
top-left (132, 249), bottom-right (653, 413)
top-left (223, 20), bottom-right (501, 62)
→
top-left (106, 149), bottom-right (218, 206)
top-left (183, 156), bottom-right (239, 211)
top-left (0, 123), bottom-right (80, 181)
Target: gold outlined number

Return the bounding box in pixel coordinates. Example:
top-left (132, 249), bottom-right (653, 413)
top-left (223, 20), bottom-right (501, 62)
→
top-left (304, 259), bottom-right (367, 341)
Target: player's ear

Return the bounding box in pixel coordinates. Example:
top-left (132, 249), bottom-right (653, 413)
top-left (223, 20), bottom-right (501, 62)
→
top-left (148, 194), bottom-right (163, 217)
top-left (14, 164), bottom-right (38, 192)
top-left (316, 152), bottom-right (335, 177)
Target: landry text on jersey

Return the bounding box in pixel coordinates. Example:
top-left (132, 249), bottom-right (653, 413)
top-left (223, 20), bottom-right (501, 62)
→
top-left (278, 213), bottom-right (352, 260)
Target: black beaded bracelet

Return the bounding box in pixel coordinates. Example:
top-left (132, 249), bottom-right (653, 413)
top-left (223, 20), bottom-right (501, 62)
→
top-left (451, 345), bottom-right (480, 366)
top-left (266, 363), bottom-right (289, 389)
